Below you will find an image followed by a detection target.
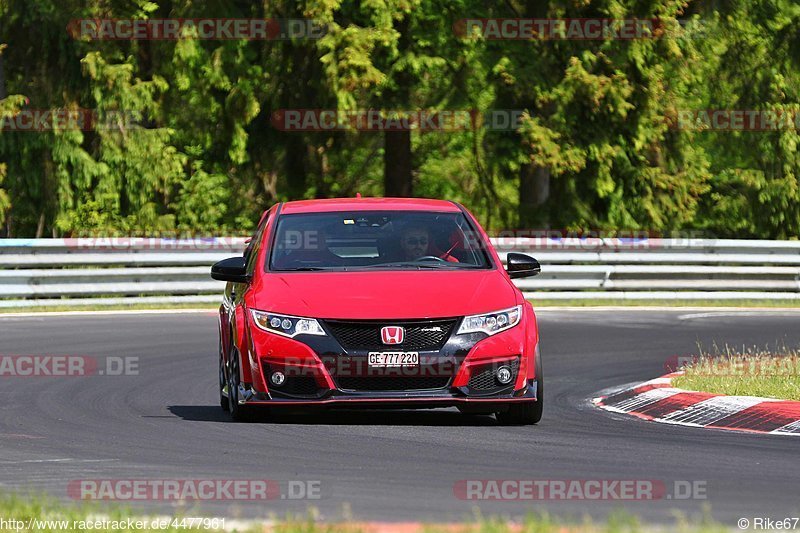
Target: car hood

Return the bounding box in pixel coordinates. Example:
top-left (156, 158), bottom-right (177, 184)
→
top-left (251, 269), bottom-right (518, 319)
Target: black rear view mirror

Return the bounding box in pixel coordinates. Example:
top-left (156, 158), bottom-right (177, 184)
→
top-left (211, 256), bottom-right (251, 283)
top-left (505, 253), bottom-right (541, 279)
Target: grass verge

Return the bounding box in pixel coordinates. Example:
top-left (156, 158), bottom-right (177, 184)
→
top-left (672, 345), bottom-right (800, 401)
top-left (0, 493), bottom-right (730, 533)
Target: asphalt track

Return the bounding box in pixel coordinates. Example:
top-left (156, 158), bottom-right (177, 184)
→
top-left (1, 309), bottom-right (799, 525)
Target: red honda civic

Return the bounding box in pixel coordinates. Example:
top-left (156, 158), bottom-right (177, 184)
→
top-left (211, 198), bottom-right (543, 424)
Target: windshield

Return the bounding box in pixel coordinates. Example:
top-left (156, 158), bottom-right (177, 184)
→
top-left (268, 211), bottom-right (493, 271)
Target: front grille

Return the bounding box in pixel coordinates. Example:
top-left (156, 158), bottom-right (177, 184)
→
top-left (336, 376), bottom-right (451, 391)
top-left (468, 359), bottom-right (520, 391)
top-left (324, 319), bottom-right (456, 352)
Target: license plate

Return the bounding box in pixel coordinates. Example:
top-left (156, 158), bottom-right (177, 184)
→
top-left (368, 352), bottom-right (419, 367)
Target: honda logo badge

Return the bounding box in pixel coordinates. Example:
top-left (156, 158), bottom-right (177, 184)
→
top-left (381, 326), bottom-right (405, 345)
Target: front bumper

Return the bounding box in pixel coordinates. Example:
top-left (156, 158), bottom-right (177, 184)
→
top-left (234, 379), bottom-right (539, 408)
top-left (241, 311), bottom-right (538, 406)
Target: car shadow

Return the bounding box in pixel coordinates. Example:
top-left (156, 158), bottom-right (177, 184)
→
top-left (166, 405), bottom-right (231, 423)
top-left (167, 405), bottom-right (500, 426)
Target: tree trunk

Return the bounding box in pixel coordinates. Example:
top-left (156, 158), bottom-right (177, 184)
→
top-left (384, 130), bottom-right (412, 196)
top-left (0, 53), bottom-right (6, 99)
top-left (285, 135), bottom-right (306, 199)
top-left (35, 212), bottom-right (45, 238)
top-left (315, 143), bottom-right (331, 198)
top-left (383, 14), bottom-right (413, 198)
top-left (519, 163), bottom-right (550, 228)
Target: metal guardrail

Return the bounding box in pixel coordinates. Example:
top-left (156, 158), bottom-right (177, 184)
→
top-left (0, 237), bottom-right (799, 307)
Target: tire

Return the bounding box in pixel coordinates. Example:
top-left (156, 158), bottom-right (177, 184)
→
top-left (496, 349), bottom-right (543, 426)
top-left (227, 348), bottom-right (255, 422)
top-left (219, 338), bottom-right (229, 412)
top-left (219, 356), bottom-right (229, 412)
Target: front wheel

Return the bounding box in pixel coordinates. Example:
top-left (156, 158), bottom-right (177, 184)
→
top-left (227, 349), bottom-right (255, 422)
top-left (219, 356), bottom-right (229, 411)
top-left (219, 337), bottom-right (229, 411)
top-left (496, 349), bottom-right (543, 425)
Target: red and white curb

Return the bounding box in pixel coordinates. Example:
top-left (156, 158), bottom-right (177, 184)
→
top-left (593, 372), bottom-right (800, 436)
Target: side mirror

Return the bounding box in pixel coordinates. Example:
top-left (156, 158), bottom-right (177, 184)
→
top-left (506, 252), bottom-right (541, 279)
top-left (211, 256), bottom-right (251, 283)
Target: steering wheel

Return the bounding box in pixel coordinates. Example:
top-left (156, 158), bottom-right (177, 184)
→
top-left (413, 255), bottom-right (448, 263)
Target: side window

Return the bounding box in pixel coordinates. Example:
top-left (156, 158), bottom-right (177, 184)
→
top-left (245, 212), bottom-right (271, 277)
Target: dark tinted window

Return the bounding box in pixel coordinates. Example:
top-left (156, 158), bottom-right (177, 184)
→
top-left (245, 211), bottom-right (271, 276)
top-left (268, 211), bottom-right (492, 271)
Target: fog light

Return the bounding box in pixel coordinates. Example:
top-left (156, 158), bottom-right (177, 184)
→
top-left (270, 371), bottom-right (286, 387)
top-left (496, 366), bottom-right (513, 385)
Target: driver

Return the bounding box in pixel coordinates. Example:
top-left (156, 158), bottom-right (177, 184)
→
top-left (399, 225), bottom-right (458, 262)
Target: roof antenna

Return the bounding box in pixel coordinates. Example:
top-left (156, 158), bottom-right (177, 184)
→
top-left (356, 192), bottom-right (362, 199)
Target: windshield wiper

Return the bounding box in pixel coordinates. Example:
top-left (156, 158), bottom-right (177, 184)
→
top-left (364, 262), bottom-right (460, 270)
top-left (279, 266), bottom-right (346, 271)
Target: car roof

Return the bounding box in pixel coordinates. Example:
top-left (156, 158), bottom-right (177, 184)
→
top-left (280, 197), bottom-right (461, 214)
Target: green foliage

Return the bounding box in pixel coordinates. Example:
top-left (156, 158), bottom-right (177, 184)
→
top-left (672, 344), bottom-right (800, 401)
top-left (0, 163), bottom-right (10, 227)
top-left (689, 1), bottom-right (800, 238)
top-left (0, 0), bottom-right (799, 237)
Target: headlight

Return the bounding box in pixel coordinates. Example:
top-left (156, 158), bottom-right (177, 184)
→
top-left (457, 305), bottom-right (522, 336)
top-left (250, 310), bottom-right (326, 338)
